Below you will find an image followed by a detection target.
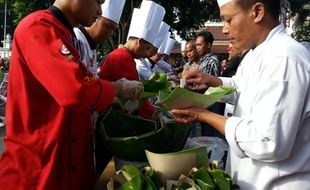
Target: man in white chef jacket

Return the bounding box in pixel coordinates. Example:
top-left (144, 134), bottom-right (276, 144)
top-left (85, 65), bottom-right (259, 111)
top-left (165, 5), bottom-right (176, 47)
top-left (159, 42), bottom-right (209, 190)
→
top-left (171, 0), bottom-right (310, 189)
top-left (74, 0), bottom-right (126, 177)
top-left (74, 0), bottom-right (126, 76)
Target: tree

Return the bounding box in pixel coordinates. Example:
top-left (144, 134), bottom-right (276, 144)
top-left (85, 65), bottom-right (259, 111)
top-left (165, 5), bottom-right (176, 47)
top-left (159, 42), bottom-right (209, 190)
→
top-left (0, 0), bottom-right (15, 41)
top-left (5, 0), bottom-right (310, 48)
top-left (100, 0), bottom-right (220, 55)
top-left (11, 0), bottom-right (52, 24)
top-left (3, 0), bottom-right (220, 55)
top-left (285, 0), bottom-right (310, 41)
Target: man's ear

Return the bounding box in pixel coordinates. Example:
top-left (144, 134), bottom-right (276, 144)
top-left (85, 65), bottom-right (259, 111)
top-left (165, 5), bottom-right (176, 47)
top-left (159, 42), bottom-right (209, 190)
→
top-left (252, 2), bottom-right (265, 23)
top-left (207, 42), bottom-right (212, 49)
top-left (137, 38), bottom-right (144, 46)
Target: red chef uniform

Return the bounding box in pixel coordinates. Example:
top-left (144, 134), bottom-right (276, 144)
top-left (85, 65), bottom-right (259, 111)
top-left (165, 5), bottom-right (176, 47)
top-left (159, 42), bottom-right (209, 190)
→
top-left (0, 7), bottom-right (115, 190)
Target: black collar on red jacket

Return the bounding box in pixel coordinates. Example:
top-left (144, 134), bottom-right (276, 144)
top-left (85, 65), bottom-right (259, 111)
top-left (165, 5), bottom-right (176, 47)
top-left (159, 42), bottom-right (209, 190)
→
top-left (48, 6), bottom-right (73, 32)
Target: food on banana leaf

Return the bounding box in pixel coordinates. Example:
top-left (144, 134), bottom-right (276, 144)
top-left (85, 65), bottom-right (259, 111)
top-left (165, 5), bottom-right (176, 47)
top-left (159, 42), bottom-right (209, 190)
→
top-left (107, 165), bottom-right (164, 190)
top-left (108, 165), bottom-right (240, 190)
top-left (97, 108), bottom-right (191, 161)
top-left (145, 146), bottom-right (208, 186)
top-left (171, 167), bottom-right (240, 190)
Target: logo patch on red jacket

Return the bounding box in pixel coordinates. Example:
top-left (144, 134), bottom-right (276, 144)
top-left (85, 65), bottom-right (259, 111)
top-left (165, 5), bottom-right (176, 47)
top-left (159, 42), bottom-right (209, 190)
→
top-left (84, 75), bottom-right (97, 82)
top-left (59, 43), bottom-right (71, 55)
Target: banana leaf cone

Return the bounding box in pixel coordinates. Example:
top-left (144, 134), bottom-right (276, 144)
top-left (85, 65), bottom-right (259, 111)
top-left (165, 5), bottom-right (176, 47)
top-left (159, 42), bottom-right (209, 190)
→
top-left (97, 108), bottom-right (191, 162)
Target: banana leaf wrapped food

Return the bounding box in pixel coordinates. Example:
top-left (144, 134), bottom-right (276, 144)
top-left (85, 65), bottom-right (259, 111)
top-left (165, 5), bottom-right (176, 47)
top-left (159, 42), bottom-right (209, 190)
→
top-left (97, 108), bottom-right (191, 162)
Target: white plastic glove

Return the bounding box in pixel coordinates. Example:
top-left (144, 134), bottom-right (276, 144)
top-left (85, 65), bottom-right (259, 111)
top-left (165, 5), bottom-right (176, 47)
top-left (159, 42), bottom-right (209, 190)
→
top-left (115, 78), bottom-right (144, 99)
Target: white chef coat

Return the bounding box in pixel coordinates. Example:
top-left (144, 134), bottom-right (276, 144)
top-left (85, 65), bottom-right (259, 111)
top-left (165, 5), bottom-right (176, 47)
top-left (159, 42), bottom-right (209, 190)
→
top-left (136, 58), bottom-right (158, 80)
top-left (73, 27), bottom-right (98, 76)
top-left (220, 24), bottom-right (310, 189)
top-left (157, 59), bottom-right (172, 73)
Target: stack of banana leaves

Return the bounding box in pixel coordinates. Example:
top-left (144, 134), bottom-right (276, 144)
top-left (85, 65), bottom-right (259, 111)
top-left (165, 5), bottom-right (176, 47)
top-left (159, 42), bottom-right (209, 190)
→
top-left (107, 165), bottom-right (240, 190)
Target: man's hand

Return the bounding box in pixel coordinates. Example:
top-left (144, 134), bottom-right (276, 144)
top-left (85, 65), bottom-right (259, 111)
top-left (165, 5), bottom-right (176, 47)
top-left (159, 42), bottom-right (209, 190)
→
top-left (172, 107), bottom-right (227, 135)
top-left (171, 107), bottom-right (207, 124)
top-left (182, 69), bottom-right (222, 91)
top-left (114, 78), bottom-right (144, 99)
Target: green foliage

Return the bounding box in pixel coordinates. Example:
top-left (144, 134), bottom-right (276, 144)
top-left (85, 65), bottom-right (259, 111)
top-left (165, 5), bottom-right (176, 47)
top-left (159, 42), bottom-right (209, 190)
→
top-left (11, 0), bottom-right (52, 24)
top-left (5, 0), bottom-right (309, 47)
top-left (158, 0), bottom-right (220, 39)
top-left (287, 0), bottom-right (310, 41)
top-left (103, 0), bottom-right (221, 50)
top-left (291, 21), bottom-right (310, 41)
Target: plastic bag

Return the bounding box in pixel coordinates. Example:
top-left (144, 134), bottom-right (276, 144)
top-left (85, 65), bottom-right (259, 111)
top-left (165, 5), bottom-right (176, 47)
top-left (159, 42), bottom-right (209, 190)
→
top-left (183, 137), bottom-right (228, 169)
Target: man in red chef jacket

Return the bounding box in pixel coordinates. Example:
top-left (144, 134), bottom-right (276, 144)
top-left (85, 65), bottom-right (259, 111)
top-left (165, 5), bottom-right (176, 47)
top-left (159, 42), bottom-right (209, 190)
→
top-left (0, 0), bottom-right (143, 190)
top-left (99, 1), bottom-right (166, 119)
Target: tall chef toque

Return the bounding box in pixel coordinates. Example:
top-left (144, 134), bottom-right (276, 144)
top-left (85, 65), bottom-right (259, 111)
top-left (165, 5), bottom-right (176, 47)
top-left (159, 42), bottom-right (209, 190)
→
top-left (181, 40), bottom-right (186, 52)
top-left (101, 0), bottom-right (126, 24)
top-left (217, 0), bottom-right (234, 7)
top-left (127, 0), bottom-right (165, 45)
top-left (157, 32), bottom-right (169, 54)
top-left (164, 37), bottom-right (176, 55)
top-left (153, 22), bottom-right (170, 49)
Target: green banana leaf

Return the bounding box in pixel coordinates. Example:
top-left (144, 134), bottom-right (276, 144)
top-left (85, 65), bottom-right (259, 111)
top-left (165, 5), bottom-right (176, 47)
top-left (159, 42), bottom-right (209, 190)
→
top-left (117, 165), bottom-right (164, 190)
top-left (117, 175), bottom-right (154, 190)
top-left (172, 167), bottom-right (240, 190)
top-left (205, 86), bottom-right (236, 96)
top-left (141, 167), bottom-right (163, 189)
top-left (193, 168), bottom-right (215, 186)
top-left (157, 86), bottom-right (236, 110)
top-left (110, 165), bottom-right (240, 190)
top-left (195, 179), bottom-right (217, 190)
top-left (121, 165), bottom-right (140, 178)
top-left (140, 72), bottom-right (173, 99)
top-left (97, 108), bottom-right (191, 161)
top-left (193, 183), bottom-right (202, 190)
top-left (208, 170), bottom-right (231, 190)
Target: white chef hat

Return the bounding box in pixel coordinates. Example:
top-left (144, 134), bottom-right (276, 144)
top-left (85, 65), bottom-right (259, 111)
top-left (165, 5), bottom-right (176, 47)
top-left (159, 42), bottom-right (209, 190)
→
top-left (181, 40), bottom-right (187, 51)
top-left (217, 0), bottom-right (234, 7)
top-left (164, 38), bottom-right (176, 55)
top-left (153, 22), bottom-right (170, 49)
top-left (127, 0), bottom-right (165, 45)
top-left (101, 0), bottom-right (126, 24)
top-left (157, 32), bottom-right (169, 54)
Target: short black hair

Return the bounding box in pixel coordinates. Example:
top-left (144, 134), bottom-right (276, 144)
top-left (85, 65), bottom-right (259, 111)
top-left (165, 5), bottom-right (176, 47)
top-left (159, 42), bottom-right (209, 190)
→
top-left (186, 40), bottom-right (196, 47)
top-left (196, 30), bottom-right (214, 45)
top-left (236, 0), bottom-right (280, 21)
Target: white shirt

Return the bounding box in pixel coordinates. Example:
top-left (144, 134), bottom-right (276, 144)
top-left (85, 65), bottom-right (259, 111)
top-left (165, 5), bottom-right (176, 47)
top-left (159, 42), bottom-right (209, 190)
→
top-left (73, 27), bottom-right (98, 76)
top-left (136, 58), bottom-right (157, 80)
top-left (220, 25), bottom-right (310, 190)
top-left (156, 59), bottom-right (173, 76)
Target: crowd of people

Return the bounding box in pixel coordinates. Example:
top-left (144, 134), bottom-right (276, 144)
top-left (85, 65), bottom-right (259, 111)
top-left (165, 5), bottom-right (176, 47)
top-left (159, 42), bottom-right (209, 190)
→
top-left (0, 0), bottom-right (309, 189)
